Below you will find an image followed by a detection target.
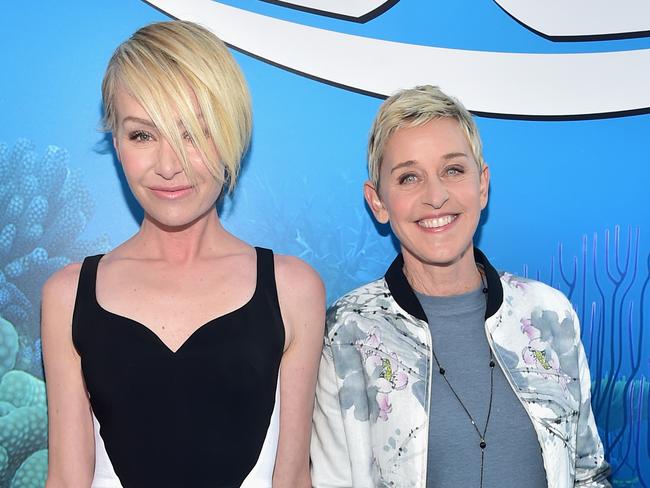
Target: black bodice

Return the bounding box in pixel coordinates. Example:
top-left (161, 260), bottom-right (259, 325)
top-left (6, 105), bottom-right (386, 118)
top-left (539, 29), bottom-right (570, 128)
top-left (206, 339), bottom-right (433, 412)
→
top-left (72, 247), bottom-right (284, 487)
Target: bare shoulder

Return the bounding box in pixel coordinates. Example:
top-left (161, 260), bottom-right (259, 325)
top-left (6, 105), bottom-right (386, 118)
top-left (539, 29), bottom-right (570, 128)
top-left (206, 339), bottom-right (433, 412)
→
top-left (273, 255), bottom-right (325, 348)
top-left (273, 254), bottom-right (325, 301)
top-left (41, 262), bottom-right (82, 315)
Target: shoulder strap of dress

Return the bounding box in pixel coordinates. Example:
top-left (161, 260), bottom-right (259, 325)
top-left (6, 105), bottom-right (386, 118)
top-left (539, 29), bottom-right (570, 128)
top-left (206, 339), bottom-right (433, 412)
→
top-left (71, 254), bottom-right (104, 353)
top-left (254, 246), bottom-right (283, 304)
top-left (254, 247), bottom-right (275, 291)
top-left (77, 254), bottom-right (103, 300)
top-left (253, 247), bottom-right (285, 347)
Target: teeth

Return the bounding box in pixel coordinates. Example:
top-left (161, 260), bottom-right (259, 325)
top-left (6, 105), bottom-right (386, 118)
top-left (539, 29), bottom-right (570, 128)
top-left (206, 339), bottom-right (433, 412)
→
top-left (418, 215), bottom-right (456, 228)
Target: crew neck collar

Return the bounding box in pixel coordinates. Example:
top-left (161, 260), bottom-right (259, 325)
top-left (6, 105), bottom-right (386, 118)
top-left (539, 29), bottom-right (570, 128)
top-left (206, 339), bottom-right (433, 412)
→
top-left (384, 247), bottom-right (503, 322)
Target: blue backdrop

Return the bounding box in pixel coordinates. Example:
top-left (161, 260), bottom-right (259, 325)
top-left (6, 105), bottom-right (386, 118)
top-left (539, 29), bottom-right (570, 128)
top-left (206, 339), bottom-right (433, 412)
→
top-left (0, 1), bottom-right (648, 486)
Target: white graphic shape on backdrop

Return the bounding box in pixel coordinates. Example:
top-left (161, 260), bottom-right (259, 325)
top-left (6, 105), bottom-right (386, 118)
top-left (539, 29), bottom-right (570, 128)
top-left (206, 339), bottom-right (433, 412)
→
top-left (147, 0), bottom-right (650, 117)
top-left (263, 0), bottom-right (391, 19)
top-left (494, 0), bottom-right (650, 38)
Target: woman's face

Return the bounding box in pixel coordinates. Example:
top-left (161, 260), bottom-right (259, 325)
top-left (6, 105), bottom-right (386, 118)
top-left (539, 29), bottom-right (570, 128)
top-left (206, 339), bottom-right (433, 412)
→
top-left (112, 86), bottom-right (223, 229)
top-left (365, 117), bottom-right (489, 270)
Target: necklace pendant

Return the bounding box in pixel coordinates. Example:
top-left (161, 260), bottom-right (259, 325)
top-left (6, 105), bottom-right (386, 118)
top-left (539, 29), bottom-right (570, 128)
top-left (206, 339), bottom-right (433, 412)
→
top-left (479, 440), bottom-right (487, 449)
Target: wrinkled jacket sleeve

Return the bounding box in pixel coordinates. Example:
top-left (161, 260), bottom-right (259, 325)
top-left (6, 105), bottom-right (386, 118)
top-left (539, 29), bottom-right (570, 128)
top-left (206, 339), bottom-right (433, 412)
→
top-left (311, 332), bottom-right (353, 487)
top-left (311, 309), bottom-right (375, 488)
top-left (572, 310), bottom-right (612, 487)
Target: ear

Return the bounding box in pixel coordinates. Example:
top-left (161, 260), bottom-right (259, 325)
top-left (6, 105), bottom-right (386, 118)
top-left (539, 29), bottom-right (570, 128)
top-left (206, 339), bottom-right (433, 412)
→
top-left (112, 134), bottom-right (121, 161)
top-left (479, 164), bottom-right (490, 210)
top-left (364, 181), bottom-right (389, 224)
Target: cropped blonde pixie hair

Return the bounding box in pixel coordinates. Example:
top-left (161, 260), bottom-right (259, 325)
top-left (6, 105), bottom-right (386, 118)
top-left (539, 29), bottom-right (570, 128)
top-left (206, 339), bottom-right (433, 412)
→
top-left (367, 85), bottom-right (484, 188)
top-left (102, 20), bottom-right (252, 192)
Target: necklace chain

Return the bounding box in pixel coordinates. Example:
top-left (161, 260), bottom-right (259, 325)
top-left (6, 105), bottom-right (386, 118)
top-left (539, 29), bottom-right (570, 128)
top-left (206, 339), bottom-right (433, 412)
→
top-left (429, 268), bottom-right (493, 488)
top-left (430, 347), bottom-right (494, 487)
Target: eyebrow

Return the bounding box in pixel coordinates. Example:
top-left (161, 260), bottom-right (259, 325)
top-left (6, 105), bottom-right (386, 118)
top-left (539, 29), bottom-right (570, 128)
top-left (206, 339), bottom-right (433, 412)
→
top-left (121, 116), bottom-right (155, 128)
top-left (389, 152), bottom-right (469, 174)
top-left (121, 115), bottom-right (206, 129)
top-left (442, 152), bottom-right (469, 160)
top-left (390, 160), bottom-right (417, 174)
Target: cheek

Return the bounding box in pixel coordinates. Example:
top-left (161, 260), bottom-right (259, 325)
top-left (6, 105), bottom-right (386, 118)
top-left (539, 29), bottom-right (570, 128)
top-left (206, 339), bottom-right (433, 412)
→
top-left (207, 179), bottom-right (223, 199)
top-left (382, 194), bottom-right (410, 220)
top-left (120, 163), bottom-right (138, 188)
top-left (454, 182), bottom-right (483, 209)
top-left (119, 151), bottom-right (148, 179)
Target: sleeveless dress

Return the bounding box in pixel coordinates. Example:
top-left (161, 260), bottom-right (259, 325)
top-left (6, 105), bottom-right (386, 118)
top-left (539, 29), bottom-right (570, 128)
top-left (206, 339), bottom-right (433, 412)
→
top-left (71, 247), bottom-right (284, 488)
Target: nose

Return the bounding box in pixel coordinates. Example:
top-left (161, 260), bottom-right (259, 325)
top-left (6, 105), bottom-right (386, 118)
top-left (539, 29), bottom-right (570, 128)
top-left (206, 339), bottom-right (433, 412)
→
top-left (155, 138), bottom-right (184, 180)
top-left (423, 175), bottom-right (449, 209)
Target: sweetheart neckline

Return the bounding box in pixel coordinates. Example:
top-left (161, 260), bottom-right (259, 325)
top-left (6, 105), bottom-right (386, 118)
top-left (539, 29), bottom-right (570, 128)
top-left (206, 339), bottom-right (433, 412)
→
top-left (94, 296), bottom-right (255, 354)
top-left (90, 250), bottom-right (261, 354)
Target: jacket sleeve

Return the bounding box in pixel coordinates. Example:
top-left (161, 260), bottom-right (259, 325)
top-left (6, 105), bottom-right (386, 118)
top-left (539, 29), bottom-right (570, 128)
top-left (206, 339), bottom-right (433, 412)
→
top-left (311, 309), bottom-right (375, 488)
top-left (310, 334), bottom-right (354, 488)
top-left (572, 310), bottom-right (612, 487)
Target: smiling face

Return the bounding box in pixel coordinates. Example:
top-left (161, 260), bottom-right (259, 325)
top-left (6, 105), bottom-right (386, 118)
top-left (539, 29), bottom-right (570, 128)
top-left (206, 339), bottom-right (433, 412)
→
top-left (112, 86), bottom-right (223, 229)
top-left (365, 117), bottom-right (489, 272)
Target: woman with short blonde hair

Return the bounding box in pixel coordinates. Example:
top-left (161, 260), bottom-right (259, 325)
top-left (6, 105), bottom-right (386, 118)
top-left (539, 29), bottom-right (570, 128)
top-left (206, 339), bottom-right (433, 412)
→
top-left (312, 85), bottom-right (610, 488)
top-left (43, 21), bottom-right (325, 487)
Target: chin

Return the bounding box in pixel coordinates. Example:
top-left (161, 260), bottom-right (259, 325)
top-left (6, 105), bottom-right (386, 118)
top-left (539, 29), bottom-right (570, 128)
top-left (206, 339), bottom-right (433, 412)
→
top-left (407, 241), bottom-right (475, 268)
top-left (144, 209), bottom-right (209, 231)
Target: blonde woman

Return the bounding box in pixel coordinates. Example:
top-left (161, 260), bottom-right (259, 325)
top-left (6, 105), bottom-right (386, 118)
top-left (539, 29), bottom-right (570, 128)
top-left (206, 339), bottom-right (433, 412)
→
top-left (311, 86), bottom-right (610, 487)
top-left (42, 21), bottom-right (324, 488)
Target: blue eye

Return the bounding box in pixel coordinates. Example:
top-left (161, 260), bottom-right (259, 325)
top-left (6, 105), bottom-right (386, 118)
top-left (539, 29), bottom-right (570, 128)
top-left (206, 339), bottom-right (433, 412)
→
top-left (399, 173), bottom-right (418, 184)
top-left (128, 130), bottom-right (153, 142)
top-left (446, 166), bottom-right (464, 176)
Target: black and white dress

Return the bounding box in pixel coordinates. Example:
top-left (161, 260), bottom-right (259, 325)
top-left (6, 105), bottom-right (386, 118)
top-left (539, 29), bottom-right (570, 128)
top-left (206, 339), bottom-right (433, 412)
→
top-left (72, 247), bottom-right (284, 487)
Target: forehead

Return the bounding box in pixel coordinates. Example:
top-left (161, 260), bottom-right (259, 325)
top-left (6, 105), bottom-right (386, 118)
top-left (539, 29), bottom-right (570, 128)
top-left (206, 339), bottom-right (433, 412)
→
top-left (382, 117), bottom-right (471, 167)
top-left (114, 84), bottom-right (203, 127)
top-left (114, 86), bottom-right (147, 117)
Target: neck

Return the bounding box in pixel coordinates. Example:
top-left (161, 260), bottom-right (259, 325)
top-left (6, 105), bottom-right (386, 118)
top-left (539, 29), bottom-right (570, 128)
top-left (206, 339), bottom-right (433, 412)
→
top-left (402, 246), bottom-right (482, 297)
top-left (132, 208), bottom-right (234, 264)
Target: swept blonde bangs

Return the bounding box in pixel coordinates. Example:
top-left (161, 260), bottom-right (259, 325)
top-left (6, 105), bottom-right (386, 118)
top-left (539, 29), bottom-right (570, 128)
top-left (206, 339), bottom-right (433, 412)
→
top-left (367, 85), bottom-right (484, 188)
top-left (102, 21), bottom-right (252, 191)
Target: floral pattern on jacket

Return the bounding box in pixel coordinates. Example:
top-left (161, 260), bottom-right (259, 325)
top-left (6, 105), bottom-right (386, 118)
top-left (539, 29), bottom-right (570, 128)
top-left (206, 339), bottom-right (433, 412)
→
top-left (311, 250), bottom-right (611, 488)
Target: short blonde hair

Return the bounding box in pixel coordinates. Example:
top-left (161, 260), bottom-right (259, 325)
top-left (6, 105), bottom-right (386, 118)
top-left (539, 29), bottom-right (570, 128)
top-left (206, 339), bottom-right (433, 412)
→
top-left (102, 20), bottom-right (252, 192)
top-left (367, 85), bottom-right (484, 188)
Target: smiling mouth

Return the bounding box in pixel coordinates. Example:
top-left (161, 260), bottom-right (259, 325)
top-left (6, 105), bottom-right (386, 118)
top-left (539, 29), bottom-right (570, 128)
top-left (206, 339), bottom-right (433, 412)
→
top-left (417, 215), bottom-right (458, 229)
top-left (149, 186), bottom-right (194, 199)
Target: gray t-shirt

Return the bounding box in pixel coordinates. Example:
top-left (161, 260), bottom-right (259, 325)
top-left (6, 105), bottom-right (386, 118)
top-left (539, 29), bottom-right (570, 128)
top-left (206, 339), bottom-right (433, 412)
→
top-left (416, 287), bottom-right (547, 487)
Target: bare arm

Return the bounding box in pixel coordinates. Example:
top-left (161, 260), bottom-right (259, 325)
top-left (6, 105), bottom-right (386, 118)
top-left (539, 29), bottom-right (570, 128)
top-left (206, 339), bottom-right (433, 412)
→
top-left (272, 256), bottom-right (326, 488)
top-left (42, 264), bottom-right (95, 487)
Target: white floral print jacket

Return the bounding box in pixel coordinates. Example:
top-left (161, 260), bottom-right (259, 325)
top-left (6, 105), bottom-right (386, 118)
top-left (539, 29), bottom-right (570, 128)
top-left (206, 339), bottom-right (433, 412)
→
top-left (311, 249), bottom-right (611, 488)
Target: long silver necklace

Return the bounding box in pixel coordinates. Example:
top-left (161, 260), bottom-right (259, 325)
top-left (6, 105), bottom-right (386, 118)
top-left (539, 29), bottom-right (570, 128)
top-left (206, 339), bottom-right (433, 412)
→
top-left (429, 273), bottom-right (494, 488)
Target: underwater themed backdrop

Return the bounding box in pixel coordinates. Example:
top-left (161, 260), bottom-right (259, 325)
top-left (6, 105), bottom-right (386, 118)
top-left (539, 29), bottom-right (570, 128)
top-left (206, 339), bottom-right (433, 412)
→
top-left (0, 0), bottom-right (649, 486)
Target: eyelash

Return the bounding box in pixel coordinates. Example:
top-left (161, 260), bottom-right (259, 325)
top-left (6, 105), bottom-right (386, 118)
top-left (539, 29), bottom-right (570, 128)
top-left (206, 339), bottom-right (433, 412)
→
top-left (128, 130), bottom-right (154, 143)
top-left (398, 173), bottom-right (418, 185)
top-left (128, 130), bottom-right (196, 144)
top-left (446, 166), bottom-right (465, 176)
top-left (398, 166), bottom-right (465, 184)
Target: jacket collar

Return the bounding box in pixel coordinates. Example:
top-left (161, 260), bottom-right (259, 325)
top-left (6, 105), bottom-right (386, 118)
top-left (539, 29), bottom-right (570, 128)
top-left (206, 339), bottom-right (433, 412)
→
top-left (384, 247), bottom-right (503, 322)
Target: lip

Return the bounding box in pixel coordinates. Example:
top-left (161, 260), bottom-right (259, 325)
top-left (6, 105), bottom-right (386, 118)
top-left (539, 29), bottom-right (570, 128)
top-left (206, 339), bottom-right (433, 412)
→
top-left (416, 213), bottom-right (459, 233)
top-left (148, 185), bottom-right (194, 200)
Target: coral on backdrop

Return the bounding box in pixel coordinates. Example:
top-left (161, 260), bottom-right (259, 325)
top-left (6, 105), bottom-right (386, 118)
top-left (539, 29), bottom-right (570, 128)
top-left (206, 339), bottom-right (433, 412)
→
top-left (529, 226), bottom-right (649, 487)
top-left (0, 139), bottom-right (110, 376)
top-left (0, 317), bottom-right (46, 487)
top-left (0, 139), bottom-right (110, 486)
